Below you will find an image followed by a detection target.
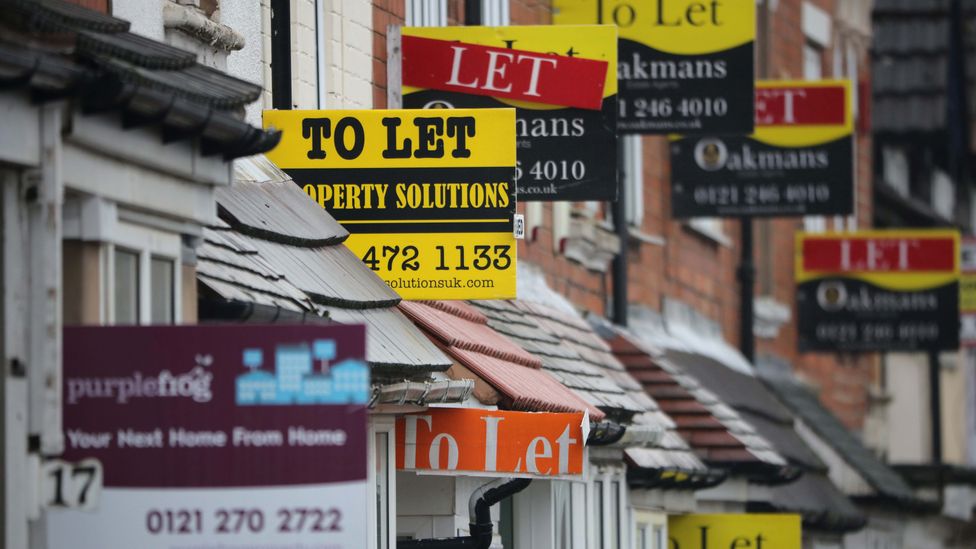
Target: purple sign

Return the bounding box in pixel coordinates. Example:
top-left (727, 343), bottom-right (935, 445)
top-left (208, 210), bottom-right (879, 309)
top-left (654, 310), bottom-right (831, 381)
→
top-left (50, 325), bottom-right (369, 548)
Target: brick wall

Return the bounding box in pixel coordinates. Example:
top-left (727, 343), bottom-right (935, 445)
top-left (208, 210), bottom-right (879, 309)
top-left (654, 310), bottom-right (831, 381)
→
top-left (367, 0), bottom-right (878, 430)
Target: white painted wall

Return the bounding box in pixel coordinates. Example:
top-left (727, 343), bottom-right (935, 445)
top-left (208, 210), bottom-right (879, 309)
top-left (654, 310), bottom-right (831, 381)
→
top-left (222, 0), bottom-right (269, 126)
top-left (319, 0), bottom-right (374, 108)
top-left (112, 0), bottom-right (165, 40)
top-left (885, 353), bottom-right (929, 463)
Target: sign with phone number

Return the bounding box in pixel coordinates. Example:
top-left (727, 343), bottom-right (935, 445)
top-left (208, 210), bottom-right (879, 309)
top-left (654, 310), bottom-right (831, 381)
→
top-left (264, 109), bottom-right (517, 300)
top-left (401, 25), bottom-right (618, 202)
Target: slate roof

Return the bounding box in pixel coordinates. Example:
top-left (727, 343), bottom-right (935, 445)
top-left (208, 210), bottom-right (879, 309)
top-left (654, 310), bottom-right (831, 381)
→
top-left (472, 299), bottom-right (644, 420)
top-left (761, 374), bottom-right (921, 505)
top-left (398, 300), bottom-right (605, 418)
top-left (872, 0), bottom-right (976, 136)
top-left (606, 331), bottom-right (795, 483)
top-left (198, 156), bottom-right (453, 379)
top-left (750, 472), bottom-right (866, 532)
top-left (0, 0), bottom-right (279, 159)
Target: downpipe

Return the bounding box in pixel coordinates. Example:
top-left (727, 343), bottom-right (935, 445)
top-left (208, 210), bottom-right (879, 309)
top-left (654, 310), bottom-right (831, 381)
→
top-left (397, 477), bottom-right (532, 549)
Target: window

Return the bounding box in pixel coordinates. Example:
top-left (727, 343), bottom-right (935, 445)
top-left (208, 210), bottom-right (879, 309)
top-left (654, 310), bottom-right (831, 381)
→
top-left (114, 249), bottom-right (139, 324)
top-left (406, 0), bottom-right (447, 26)
top-left (369, 418), bottom-right (396, 549)
top-left (103, 221), bottom-right (182, 325)
top-left (150, 257), bottom-right (174, 324)
top-left (608, 481), bottom-right (621, 549)
top-left (594, 480), bottom-right (604, 548)
top-left (622, 135), bottom-right (644, 227)
top-left (375, 432), bottom-right (390, 548)
top-left (481, 0), bottom-right (510, 26)
top-left (554, 482), bottom-right (573, 548)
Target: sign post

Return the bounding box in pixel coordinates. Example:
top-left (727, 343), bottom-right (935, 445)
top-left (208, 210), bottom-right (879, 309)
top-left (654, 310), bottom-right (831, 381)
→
top-left (48, 325), bottom-right (370, 548)
top-left (671, 80), bottom-right (854, 218)
top-left (796, 230), bottom-right (961, 352)
top-left (554, 0), bottom-right (756, 135)
top-left (400, 25), bottom-right (618, 201)
top-left (264, 109), bottom-right (517, 300)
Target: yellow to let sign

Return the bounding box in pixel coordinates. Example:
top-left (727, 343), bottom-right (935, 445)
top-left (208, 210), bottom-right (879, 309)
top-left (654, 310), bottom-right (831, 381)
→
top-left (668, 514), bottom-right (801, 549)
top-left (263, 109), bottom-right (517, 300)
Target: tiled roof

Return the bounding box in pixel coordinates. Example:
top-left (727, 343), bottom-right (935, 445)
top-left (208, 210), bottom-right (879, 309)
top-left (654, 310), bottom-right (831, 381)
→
top-left (399, 300), bottom-right (604, 419)
top-left (198, 156), bottom-right (452, 379)
top-left (0, 0), bottom-right (279, 159)
top-left (665, 350), bottom-right (826, 473)
top-left (761, 374), bottom-right (919, 503)
top-left (472, 299), bottom-right (644, 419)
top-left (606, 332), bottom-right (793, 483)
top-left (872, 0), bottom-right (976, 135)
top-left (752, 472), bottom-right (867, 533)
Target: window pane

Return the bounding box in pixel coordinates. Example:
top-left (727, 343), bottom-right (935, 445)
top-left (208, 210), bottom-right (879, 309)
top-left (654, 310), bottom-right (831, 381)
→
top-left (609, 482), bottom-right (620, 549)
top-left (114, 249), bottom-right (139, 324)
top-left (594, 480), bottom-right (604, 548)
top-left (554, 482), bottom-right (572, 549)
top-left (151, 257), bottom-right (174, 324)
top-left (375, 432), bottom-right (389, 549)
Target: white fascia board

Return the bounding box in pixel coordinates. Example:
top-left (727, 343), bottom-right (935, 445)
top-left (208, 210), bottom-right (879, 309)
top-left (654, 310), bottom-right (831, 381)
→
top-left (0, 93), bottom-right (41, 166)
top-left (67, 111), bottom-right (232, 187)
top-left (62, 143), bottom-right (217, 226)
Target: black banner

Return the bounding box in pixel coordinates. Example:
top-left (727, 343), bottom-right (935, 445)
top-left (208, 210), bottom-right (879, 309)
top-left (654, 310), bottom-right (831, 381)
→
top-left (404, 90), bottom-right (617, 202)
top-left (797, 278), bottom-right (960, 352)
top-left (670, 135), bottom-right (854, 218)
top-left (617, 39), bottom-right (754, 135)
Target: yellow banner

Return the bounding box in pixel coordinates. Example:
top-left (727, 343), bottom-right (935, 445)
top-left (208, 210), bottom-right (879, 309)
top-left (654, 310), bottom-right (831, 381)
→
top-left (962, 274), bottom-right (976, 312)
top-left (668, 514), bottom-right (801, 549)
top-left (264, 109), bottom-right (516, 169)
top-left (263, 109), bottom-right (517, 300)
top-left (553, 0), bottom-right (754, 55)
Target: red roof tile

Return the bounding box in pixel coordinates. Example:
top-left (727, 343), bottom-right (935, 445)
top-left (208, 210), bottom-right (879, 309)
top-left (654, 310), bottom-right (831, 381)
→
top-left (400, 301), bottom-right (604, 419)
top-left (606, 333), bottom-right (787, 469)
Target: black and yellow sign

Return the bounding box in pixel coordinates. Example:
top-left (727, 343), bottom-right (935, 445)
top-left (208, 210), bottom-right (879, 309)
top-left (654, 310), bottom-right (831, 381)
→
top-left (796, 230), bottom-right (961, 352)
top-left (668, 514), bottom-right (801, 548)
top-left (402, 25), bottom-right (618, 201)
top-left (671, 80), bottom-right (854, 218)
top-left (554, 0), bottom-right (755, 134)
top-left (263, 109), bottom-right (516, 300)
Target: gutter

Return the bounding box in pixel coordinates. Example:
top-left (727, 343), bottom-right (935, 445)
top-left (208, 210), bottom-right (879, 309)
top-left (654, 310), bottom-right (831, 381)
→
top-left (398, 478), bottom-right (532, 549)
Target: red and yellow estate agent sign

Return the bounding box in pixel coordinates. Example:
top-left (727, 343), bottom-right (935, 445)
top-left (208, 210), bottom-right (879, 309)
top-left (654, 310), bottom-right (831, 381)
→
top-left (395, 409), bottom-right (585, 477)
top-left (668, 514), bottom-right (801, 549)
top-left (671, 80), bottom-right (854, 218)
top-left (796, 230), bottom-right (961, 352)
top-left (401, 25), bottom-right (618, 201)
top-left (264, 109), bottom-right (516, 300)
top-left (554, 0), bottom-right (755, 134)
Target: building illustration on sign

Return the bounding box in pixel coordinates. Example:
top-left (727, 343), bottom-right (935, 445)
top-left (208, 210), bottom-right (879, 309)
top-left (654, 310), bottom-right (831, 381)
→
top-left (235, 340), bottom-right (369, 405)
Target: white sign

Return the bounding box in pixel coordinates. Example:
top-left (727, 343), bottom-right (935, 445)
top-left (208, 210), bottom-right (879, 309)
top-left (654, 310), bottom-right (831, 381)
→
top-left (41, 458), bottom-right (102, 511)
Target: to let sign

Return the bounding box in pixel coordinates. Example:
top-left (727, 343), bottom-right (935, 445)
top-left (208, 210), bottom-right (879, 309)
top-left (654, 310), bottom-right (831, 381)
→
top-left (395, 409), bottom-right (585, 477)
top-left (400, 25), bottom-right (618, 201)
top-left (264, 109), bottom-right (516, 300)
top-left (554, 0), bottom-right (756, 134)
top-left (671, 80), bottom-right (854, 218)
top-left (48, 325), bottom-right (369, 549)
top-left (668, 514), bottom-right (801, 549)
top-left (796, 230), bottom-right (961, 352)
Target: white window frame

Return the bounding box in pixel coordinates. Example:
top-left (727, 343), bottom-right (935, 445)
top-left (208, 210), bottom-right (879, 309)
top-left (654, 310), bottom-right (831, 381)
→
top-left (482, 0), bottom-right (510, 26)
top-left (590, 466), bottom-right (628, 549)
top-left (368, 415), bottom-right (397, 549)
top-left (623, 134), bottom-right (644, 227)
top-left (406, 0), bottom-right (448, 26)
top-left (102, 220), bottom-right (182, 325)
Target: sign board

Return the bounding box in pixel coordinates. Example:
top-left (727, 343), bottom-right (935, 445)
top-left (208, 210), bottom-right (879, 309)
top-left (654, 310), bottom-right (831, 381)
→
top-left (796, 231), bottom-right (961, 352)
top-left (668, 514), bottom-right (801, 549)
top-left (554, 0), bottom-right (755, 134)
top-left (48, 325), bottom-right (369, 548)
top-left (395, 408), bottom-right (586, 477)
top-left (961, 237), bottom-right (976, 346)
top-left (264, 109), bottom-right (517, 300)
top-left (671, 80), bottom-right (854, 218)
top-left (400, 25), bottom-right (618, 201)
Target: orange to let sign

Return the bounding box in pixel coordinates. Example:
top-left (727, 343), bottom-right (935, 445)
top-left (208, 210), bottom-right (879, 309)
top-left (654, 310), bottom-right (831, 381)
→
top-left (395, 409), bottom-right (585, 477)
